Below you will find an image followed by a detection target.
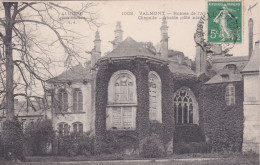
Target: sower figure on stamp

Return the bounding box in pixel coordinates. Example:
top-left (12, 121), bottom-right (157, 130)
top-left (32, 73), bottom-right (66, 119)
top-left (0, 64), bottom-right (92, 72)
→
top-left (213, 4), bottom-right (237, 41)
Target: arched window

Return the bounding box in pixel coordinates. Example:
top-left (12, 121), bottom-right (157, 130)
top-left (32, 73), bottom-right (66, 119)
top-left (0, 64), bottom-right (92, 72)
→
top-left (107, 70), bottom-right (137, 130)
top-left (149, 71), bottom-right (162, 123)
top-left (225, 84), bottom-right (235, 105)
top-left (73, 88), bottom-right (83, 112)
top-left (58, 89), bottom-right (68, 112)
top-left (72, 122), bottom-right (83, 135)
top-left (173, 87), bottom-right (198, 124)
top-left (58, 122), bottom-right (69, 136)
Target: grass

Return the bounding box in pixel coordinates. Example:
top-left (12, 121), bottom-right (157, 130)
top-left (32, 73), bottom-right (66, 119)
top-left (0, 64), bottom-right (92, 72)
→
top-left (0, 152), bottom-right (259, 165)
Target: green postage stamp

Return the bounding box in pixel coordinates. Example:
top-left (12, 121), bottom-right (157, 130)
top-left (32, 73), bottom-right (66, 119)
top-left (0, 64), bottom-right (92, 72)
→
top-left (208, 1), bottom-right (242, 43)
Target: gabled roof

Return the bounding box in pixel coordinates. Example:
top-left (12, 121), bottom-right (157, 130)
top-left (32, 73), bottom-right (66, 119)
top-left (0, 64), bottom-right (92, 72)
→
top-left (49, 61), bottom-right (91, 82)
top-left (212, 56), bottom-right (248, 63)
top-left (211, 55), bottom-right (248, 73)
top-left (242, 42), bottom-right (259, 73)
top-left (168, 62), bottom-right (197, 77)
top-left (101, 37), bottom-right (165, 61)
top-left (205, 67), bottom-right (242, 84)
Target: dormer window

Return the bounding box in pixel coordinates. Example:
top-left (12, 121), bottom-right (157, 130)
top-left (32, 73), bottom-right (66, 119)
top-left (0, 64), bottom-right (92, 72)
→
top-left (221, 74), bottom-right (229, 81)
top-left (226, 64), bottom-right (236, 73)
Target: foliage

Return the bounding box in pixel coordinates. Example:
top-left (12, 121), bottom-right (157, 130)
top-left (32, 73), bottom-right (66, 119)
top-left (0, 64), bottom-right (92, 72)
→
top-left (24, 119), bottom-right (55, 156)
top-left (95, 58), bottom-right (174, 154)
top-left (173, 142), bottom-right (211, 155)
top-left (57, 132), bottom-right (95, 156)
top-left (200, 82), bottom-right (244, 152)
top-left (0, 119), bottom-right (25, 161)
top-left (0, 2), bottom-right (99, 160)
top-left (173, 124), bottom-right (205, 143)
top-left (139, 133), bottom-right (165, 158)
top-left (103, 131), bottom-right (139, 154)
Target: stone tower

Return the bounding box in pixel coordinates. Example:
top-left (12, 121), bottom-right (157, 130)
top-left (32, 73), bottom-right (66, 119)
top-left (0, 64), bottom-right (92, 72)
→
top-left (159, 16), bottom-right (169, 59)
top-left (111, 21), bottom-right (123, 49)
top-left (91, 30), bottom-right (101, 67)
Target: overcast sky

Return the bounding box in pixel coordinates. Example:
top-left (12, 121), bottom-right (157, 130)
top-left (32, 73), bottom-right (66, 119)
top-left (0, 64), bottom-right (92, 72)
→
top-left (30, 0), bottom-right (259, 76)
top-left (88, 0), bottom-right (259, 60)
top-left (1, 0), bottom-right (259, 98)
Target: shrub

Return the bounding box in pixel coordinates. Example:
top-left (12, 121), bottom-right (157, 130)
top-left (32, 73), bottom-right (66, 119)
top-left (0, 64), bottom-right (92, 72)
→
top-left (24, 119), bottom-right (55, 156)
top-left (139, 133), bottom-right (165, 158)
top-left (1, 119), bottom-right (25, 161)
top-left (102, 131), bottom-right (139, 154)
top-left (173, 124), bottom-right (205, 143)
top-left (78, 132), bottom-right (95, 156)
top-left (57, 132), bottom-right (95, 156)
top-left (173, 142), bottom-right (211, 155)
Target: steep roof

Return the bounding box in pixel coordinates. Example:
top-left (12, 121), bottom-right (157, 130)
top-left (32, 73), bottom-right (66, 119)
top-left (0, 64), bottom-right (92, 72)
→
top-left (101, 37), bottom-right (165, 61)
top-left (242, 42), bottom-right (259, 73)
top-left (168, 62), bottom-right (196, 77)
top-left (49, 61), bottom-right (91, 82)
top-left (211, 55), bottom-right (248, 73)
top-left (212, 56), bottom-right (248, 63)
top-left (205, 67), bottom-right (242, 84)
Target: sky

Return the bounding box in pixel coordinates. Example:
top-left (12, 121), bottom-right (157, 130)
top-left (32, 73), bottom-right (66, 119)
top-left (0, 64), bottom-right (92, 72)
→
top-left (1, 0), bottom-right (259, 98)
top-left (17, 0), bottom-right (259, 76)
top-left (80, 0), bottom-right (259, 60)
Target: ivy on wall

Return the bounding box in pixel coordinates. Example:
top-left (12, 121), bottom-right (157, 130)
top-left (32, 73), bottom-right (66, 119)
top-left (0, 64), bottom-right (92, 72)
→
top-left (200, 81), bottom-right (244, 152)
top-left (172, 74), bottom-right (210, 142)
top-left (95, 58), bottom-right (174, 154)
top-left (95, 58), bottom-right (244, 154)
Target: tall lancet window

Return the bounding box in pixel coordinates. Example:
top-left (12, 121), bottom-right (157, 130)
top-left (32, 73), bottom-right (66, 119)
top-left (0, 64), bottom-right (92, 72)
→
top-left (73, 88), bottom-right (83, 112)
top-left (58, 89), bottom-right (68, 112)
top-left (149, 71), bottom-right (162, 123)
top-left (106, 70), bottom-right (137, 130)
top-left (173, 87), bottom-right (199, 125)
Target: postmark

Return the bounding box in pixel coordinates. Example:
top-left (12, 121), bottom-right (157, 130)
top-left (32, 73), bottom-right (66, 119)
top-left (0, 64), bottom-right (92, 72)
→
top-left (207, 1), bottom-right (242, 43)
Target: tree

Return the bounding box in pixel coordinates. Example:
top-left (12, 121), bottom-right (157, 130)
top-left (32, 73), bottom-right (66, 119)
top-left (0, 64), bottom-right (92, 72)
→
top-left (0, 2), bottom-right (100, 120)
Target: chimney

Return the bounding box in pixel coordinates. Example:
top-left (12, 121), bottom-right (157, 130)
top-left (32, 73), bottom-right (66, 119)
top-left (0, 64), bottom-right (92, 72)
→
top-left (111, 21), bottom-right (123, 49)
top-left (248, 18), bottom-right (254, 58)
top-left (91, 30), bottom-right (101, 67)
top-left (159, 16), bottom-right (169, 59)
top-left (195, 45), bottom-right (207, 76)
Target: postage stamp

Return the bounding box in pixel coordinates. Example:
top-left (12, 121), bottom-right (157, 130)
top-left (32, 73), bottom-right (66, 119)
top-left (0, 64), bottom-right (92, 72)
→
top-left (207, 1), bottom-right (242, 43)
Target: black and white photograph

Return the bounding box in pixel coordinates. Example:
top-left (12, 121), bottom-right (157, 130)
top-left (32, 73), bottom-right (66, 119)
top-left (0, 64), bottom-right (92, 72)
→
top-left (0, 0), bottom-right (259, 164)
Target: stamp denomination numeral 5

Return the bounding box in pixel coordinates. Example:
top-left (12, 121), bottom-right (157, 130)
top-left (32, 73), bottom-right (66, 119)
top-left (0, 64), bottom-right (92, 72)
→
top-left (210, 29), bottom-right (217, 39)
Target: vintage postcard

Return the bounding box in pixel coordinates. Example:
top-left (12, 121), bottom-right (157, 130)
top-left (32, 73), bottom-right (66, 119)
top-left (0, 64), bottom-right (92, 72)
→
top-left (0, 0), bottom-right (259, 163)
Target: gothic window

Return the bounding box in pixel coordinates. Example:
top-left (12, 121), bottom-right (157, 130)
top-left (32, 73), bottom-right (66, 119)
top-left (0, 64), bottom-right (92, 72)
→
top-left (113, 73), bottom-right (134, 103)
top-left (225, 84), bottom-right (235, 105)
top-left (73, 88), bottom-right (83, 112)
top-left (173, 87), bottom-right (198, 124)
top-left (72, 122), bottom-right (83, 135)
top-left (58, 89), bottom-right (68, 112)
top-left (58, 122), bottom-right (69, 136)
top-left (107, 70), bottom-right (137, 130)
top-left (149, 71), bottom-right (162, 123)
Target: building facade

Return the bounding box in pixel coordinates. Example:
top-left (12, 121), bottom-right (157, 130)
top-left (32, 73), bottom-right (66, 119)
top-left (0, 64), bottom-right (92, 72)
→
top-left (47, 17), bottom-right (259, 154)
